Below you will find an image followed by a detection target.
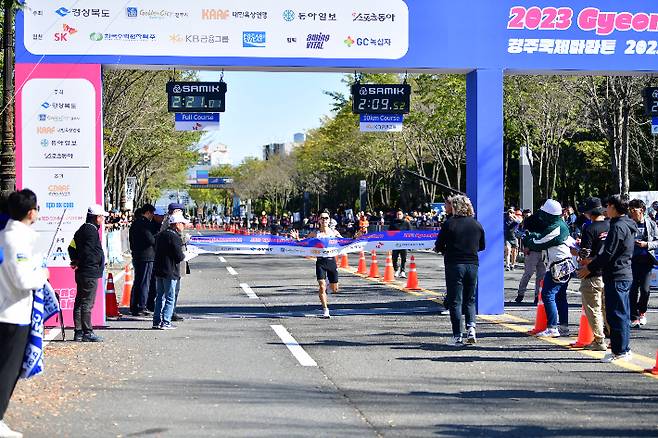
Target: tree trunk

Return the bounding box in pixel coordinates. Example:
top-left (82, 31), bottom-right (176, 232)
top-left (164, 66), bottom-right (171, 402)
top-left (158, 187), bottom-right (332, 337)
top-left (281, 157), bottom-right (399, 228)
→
top-left (1, 0), bottom-right (16, 195)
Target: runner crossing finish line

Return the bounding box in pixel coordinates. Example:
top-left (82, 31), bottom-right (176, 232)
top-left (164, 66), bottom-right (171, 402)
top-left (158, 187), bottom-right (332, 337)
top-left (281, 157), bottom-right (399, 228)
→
top-left (187, 230), bottom-right (439, 257)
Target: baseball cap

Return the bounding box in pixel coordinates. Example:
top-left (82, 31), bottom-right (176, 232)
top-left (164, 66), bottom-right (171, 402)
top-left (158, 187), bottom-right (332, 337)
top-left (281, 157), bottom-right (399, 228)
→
top-left (169, 213), bottom-right (189, 224)
top-left (540, 199), bottom-right (562, 216)
top-left (168, 202), bottom-right (184, 213)
top-left (582, 197), bottom-right (604, 215)
top-left (87, 204), bottom-right (109, 216)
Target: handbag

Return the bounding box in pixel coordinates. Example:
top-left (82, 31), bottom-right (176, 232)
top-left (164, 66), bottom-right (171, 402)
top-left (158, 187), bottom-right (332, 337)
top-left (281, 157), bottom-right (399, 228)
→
top-left (549, 257), bottom-right (576, 283)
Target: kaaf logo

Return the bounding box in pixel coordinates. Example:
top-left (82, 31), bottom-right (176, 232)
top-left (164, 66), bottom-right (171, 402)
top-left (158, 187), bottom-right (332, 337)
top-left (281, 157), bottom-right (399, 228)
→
top-left (202, 9), bottom-right (229, 20)
top-left (344, 36), bottom-right (355, 47)
top-left (37, 127), bottom-right (56, 134)
top-left (54, 24), bottom-right (77, 42)
top-left (306, 33), bottom-right (329, 49)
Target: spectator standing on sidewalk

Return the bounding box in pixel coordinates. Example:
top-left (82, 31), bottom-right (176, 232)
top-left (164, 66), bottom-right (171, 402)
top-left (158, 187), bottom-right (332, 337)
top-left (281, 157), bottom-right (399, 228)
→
top-left (627, 199), bottom-right (658, 328)
top-left (515, 210), bottom-right (547, 304)
top-left (434, 195), bottom-right (485, 346)
top-left (68, 204), bottom-right (108, 342)
top-left (0, 189), bottom-right (50, 438)
top-left (159, 203), bottom-right (187, 322)
top-left (578, 194), bottom-right (636, 363)
top-left (504, 209), bottom-right (521, 270)
top-left (389, 209), bottom-right (411, 278)
top-left (152, 213), bottom-right (188, 330)
top-left (129, 204), bottom-right (156, 316)
top-left (576, 197), bottom-right (610, 351)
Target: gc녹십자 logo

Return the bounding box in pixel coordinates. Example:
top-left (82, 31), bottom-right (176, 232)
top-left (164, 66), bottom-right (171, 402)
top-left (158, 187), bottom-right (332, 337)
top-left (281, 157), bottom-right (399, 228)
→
top-left (344, 36), bottom-right (355, 47)
top-left (243, 31), bottom-right (266, 48)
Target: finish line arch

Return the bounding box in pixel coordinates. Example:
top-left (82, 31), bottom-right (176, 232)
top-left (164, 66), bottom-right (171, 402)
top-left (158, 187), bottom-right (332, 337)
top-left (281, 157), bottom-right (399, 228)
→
top-left (14, 0), bottom-right (658, 324)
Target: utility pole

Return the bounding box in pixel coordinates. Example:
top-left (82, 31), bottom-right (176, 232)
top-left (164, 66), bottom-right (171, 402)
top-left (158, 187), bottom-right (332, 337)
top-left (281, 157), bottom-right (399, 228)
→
top-left (1, 0), bottom-right (16, 195)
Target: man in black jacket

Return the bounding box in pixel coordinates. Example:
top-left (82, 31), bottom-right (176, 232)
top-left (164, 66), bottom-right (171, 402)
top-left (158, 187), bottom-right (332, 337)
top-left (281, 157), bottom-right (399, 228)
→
top-left (578, 194), bottom-right (637, 363)
top-left (129, 204), bottom-right (156, 316)
top-left (434, 195), bottom-right (485, 346)
top-left (389, 209), bottom-right (411, 278)
top-left (152, 213), bottom-right (187, 330)
top-left (68, 204), bottom-right (108, 342)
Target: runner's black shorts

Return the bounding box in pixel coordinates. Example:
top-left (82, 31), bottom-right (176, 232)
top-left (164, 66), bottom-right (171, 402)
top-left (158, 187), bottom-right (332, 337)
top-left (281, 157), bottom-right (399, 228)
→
top-left (316, 257), bottom-right (339, 283)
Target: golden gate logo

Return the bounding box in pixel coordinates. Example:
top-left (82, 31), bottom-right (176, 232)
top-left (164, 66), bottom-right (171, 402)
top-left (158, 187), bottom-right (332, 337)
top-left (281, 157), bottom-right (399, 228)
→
top-left (202, 9), bottom-right (229, 20)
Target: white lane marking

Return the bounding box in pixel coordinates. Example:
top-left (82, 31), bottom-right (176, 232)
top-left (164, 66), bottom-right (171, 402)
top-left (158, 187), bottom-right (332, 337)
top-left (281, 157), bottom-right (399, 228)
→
top-left (271, 325), bottom-right (317, 367)
top-left (43, 327), bottom-right (62, 346)
top-left (227, 266), bottom-right (238, 275)
top-left (239, 283), bottom-right (258, 299)
top-left (218, 256), bottom-right (226, 263)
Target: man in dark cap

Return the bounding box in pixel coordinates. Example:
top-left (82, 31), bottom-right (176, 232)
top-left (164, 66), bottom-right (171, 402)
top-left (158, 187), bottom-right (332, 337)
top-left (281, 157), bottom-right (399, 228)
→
top-left (129, 204), bottom-right (156, 316)
top-left (576, 197), bottom-right (610, 351)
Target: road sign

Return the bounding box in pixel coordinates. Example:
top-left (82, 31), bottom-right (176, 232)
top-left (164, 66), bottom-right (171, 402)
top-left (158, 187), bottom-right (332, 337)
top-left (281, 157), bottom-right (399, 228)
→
top-left (359, 113), bottom-right (404, 132)
top-left (175, 113), bottom-right (220, 131)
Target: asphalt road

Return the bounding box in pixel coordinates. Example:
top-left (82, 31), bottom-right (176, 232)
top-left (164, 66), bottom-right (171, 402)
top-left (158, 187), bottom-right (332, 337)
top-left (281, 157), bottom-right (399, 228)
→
top-left (8, 236), bottom-right (658, 437)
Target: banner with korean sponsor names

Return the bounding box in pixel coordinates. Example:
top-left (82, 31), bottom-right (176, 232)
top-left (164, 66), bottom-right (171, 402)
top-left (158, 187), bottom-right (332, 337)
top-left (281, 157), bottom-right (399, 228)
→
top-left (19, 0), bottom-right (408, 60)
top-left (175, 113), bottom-right (221, 131)
top-left (16, 63), bottom-right (105, 328)
top-left (359, 114), bottom-right (404, 132)
top-left (188, 230), bottom-right (439, 257)
top-left (15, 1), bottom-right (658, 73)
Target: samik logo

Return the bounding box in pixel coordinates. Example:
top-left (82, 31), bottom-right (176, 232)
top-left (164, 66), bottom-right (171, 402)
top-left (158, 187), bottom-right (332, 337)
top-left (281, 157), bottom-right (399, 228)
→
top-left (306, 33), bottom-right (329, 49)
top-left (242, 31), bottom-right (266, 48)
top-left (177, 84), bottom-right (225, 93)
top-left (54, 23), bottom-right (77, 41)
top-left (202, 9), bottom-right (229, 20)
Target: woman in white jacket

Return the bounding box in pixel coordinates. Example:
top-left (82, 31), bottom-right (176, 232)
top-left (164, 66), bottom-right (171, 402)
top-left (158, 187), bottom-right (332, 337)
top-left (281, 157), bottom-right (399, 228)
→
top-left (0, 189), bottom-right (49, 438)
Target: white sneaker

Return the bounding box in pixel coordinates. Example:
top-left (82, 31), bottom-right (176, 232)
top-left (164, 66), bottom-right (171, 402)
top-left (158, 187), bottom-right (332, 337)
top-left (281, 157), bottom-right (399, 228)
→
top-left (536, 328), bottom-right (560, 338)
top-left (0, 420), bottom-right (23, 438)
top-left (447, 336), bottom-right (463, 347)
top-left (639, 314), bottom-right (647, 326)
top-left (465, 327), bottom-right (476, 345)
top-left (400, 271), bottom-right (407, 278)
top-left (394, 269), bottom-right (400, 278)
top-left (322, 308), bottom-right (331, 319)
top-left (601, 351), bottom-right (632, 363)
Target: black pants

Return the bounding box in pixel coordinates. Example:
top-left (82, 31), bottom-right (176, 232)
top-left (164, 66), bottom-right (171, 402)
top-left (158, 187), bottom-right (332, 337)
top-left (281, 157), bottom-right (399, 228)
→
top-left (130, 260), bottom-right (153, 314)
top-left (74, 273), bottom-right (99, 333)
top-left (630, 261), bottom-right (653, 321)
top-left (146, 273), bottom-right (157, 312)
top-left (444, 263), bottom-right (478, 337)
top-left (392, 249), bottom-right (407, 271)
top-left (0, 323), bottom-right (29, 420)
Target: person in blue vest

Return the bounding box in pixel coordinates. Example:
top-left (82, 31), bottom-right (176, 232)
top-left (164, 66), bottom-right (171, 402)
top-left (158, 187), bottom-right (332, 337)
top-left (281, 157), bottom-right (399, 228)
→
top-left (0, 189), bottom-right (50, 438)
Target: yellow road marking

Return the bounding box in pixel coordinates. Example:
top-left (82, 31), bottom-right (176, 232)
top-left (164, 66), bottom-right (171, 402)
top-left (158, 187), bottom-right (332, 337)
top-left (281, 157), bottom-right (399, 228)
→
top-left (341, 265), bottom-right (658, 381)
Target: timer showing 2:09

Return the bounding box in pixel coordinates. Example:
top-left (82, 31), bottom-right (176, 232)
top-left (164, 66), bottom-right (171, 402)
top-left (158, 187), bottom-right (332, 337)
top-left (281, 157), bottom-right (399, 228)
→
top-left (351, 83), bottom-right (411, 115)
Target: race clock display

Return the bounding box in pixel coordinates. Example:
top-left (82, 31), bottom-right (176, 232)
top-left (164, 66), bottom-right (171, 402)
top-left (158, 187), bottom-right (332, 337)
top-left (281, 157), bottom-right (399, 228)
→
top-left (351, 83), bottom-right (411, 115)
top-left (167, 81), bottom-right (227, 113)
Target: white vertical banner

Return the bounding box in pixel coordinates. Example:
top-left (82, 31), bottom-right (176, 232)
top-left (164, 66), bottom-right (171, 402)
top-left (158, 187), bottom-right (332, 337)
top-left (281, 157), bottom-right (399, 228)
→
top-left (125, 176), bottom-right (137, 210)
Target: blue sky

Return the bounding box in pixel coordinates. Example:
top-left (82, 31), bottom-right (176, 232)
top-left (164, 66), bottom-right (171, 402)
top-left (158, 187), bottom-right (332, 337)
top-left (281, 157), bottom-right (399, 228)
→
top-left (197, 71), bottom-right (348, 165)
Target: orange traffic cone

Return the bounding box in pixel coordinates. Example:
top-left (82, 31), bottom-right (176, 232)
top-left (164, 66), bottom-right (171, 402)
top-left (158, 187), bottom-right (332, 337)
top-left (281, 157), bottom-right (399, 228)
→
top-left (368, 251), bottom-right (380, 278)
top-left (570, 307), bottom-right (595, 348)
top-left (645, 351), bottom-right (658, 375)
top-left (383, 251), bottom-right (395, 282)
top-left (105, 273), bottom-right (121, 318)
top-left (340, 253), bottom-right (349, 269)
top-left (120, 265), bottom-right (132, 307)
top-left (529, 284), bottom-right (548, 335)
top-left (405, 255), bottom-right (420, 290)
top-left (357, 251), bottom-right (367, 274)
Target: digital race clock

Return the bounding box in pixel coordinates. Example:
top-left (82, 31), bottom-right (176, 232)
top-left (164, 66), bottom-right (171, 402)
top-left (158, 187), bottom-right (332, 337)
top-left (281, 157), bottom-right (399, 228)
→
top-left (167, 81), bottom-right (227, 113)
top-left (351, 83), bottom-right (411, 115)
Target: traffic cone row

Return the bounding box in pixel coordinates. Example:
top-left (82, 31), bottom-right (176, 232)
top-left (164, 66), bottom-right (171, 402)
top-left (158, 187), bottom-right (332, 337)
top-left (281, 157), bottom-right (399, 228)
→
top-left (570, 307), bottom-right (595, 348)
top-left (529, 280), bottom-right (547, 335)
top-left (357, 251), bottom-right (367, 274)
top-left (383, 251), bottom-right (395, 282)
top-left (105, 273), bottom-right (121, 318)
top-left (405, 256), bottom-right (420, 290)
top-left (120, 265), bottom-right (132, 307)
top-left (368, 251), bottom-right (380, 278)
top-left (340, 254), bottom-right (349, 269)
